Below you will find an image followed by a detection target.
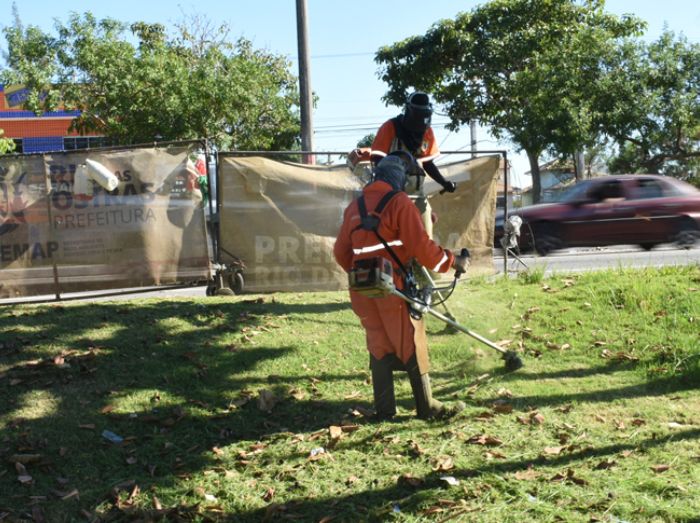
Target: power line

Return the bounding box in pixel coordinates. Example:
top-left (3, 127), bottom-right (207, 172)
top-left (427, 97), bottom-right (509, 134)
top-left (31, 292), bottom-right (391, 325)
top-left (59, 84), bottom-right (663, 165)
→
top-left (287, 51), bottom-right (375, 61)
top-left (314, 120), bottom-right (452, 132)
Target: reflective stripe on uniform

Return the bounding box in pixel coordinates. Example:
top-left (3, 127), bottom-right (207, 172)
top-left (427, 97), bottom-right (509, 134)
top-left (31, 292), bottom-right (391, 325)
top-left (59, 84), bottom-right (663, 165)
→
top-left (353, 239), bottom-right (403, 255)
top-left (432, 252), bottom-right (449, 272)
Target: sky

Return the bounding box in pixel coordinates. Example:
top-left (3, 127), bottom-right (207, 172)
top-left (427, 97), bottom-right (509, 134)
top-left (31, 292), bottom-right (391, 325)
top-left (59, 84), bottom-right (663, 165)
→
top-left (2, 0), bottom-right (700, 187)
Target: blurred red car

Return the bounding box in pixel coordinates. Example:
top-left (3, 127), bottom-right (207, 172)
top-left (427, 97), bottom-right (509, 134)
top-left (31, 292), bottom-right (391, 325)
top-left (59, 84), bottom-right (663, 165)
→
top-left (496, 174), bottom-right (700, 255)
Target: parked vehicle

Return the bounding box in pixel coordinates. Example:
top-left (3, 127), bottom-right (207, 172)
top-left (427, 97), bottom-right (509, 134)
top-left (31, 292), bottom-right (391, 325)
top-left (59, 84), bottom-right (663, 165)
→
top-left (495, 174), bottom-right (700, 255)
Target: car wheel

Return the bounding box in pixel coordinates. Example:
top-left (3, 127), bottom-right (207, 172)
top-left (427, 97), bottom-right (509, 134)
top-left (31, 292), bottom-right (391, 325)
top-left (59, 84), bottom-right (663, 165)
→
top-left (675, 218), bottom-right (700, 249)
top-left (532, 223), bottom-right (561, 256)
top-left (639, 242), bottom-right (657, 251)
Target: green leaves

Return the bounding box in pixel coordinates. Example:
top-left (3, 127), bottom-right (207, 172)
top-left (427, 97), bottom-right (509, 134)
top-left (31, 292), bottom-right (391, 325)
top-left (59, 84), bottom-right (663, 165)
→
top-left (602, 31), bottom-right (700, 176)
top-left (1, 10), bottom-right (300, 150)
top-left (375, 0), bottom-right (645, 201)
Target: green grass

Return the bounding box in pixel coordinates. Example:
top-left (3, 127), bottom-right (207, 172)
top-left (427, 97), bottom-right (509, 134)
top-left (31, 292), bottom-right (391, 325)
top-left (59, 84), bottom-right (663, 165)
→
top-left (1, 265), bottom-right (699, 522)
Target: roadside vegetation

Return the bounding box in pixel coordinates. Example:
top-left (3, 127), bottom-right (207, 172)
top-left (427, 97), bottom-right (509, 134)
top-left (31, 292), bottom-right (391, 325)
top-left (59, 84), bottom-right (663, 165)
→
top-left (1, 265), bottom-right (698, 522)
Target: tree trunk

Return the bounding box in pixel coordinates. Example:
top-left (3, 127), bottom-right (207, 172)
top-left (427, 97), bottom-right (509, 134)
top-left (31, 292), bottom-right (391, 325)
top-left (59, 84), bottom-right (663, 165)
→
top-left (574, 151), bottom-right (585, 181)
top-left (527, 150), bottom-right (542, 204)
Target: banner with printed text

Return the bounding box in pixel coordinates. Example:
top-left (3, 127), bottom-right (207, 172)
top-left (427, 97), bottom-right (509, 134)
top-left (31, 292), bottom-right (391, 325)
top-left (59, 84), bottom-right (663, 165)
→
top-left (0, 144), bottom-right (211, 298)
top-left (218, 155), bottom-right (500, 292)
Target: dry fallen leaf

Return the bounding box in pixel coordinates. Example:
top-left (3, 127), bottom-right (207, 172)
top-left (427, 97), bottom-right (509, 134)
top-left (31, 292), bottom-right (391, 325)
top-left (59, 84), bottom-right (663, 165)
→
top-left (475, 411), bottom-right (495, 422)
top-left (17, 474), bottom-right (33, 484)
top-left (262, 487), bottom-right (275, 502)
top-left (651, 464), bottom-right (670, 473)
top-left (257, 390), bottom-right (277, 412)
top-left (543, 446), bottom-right (564, 456)
top-left (431, 456), bottom-right (455, 472)
top-left (329, 426), bottom-right (343, 440)
top-left (345, 475), bottom-right (359, 486)
top-left (398, 473), bottom-right (424, 487)
top-left (594, 459), bottom-right (617, 470)
top-left (530, 412), bottom-right (545, 425)
top-left (467, 435), bottom-right (503, 447)
top-left (9, 454), bottom-right (42, 465)
top-left (492, 400), bottom-right (513, 414)
top-left (406, 440), bottom-right (425, 457)
top-left (288, 388), bottom-right (307, 401)
top-left (550, 468), bottom-right (587, 485)
top-left (496, 388), bottom-right (513, 398)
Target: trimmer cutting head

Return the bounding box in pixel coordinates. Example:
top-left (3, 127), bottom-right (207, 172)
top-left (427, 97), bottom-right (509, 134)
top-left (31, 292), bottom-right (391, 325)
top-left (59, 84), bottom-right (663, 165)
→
top-left (502, 350), bottom-right (524, 372)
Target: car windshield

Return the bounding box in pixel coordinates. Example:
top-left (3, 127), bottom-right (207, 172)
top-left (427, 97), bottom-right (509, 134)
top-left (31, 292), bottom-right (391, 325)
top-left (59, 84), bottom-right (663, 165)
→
top-left (557, 182), bottom-right (592, 202)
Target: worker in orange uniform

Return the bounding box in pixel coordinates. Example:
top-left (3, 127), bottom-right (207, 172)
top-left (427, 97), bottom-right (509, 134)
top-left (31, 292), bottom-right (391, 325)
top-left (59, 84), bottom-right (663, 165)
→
top-left (370, 91), bottom-right (456, 239)
top-left (334, 153), bottom-right (469, 420)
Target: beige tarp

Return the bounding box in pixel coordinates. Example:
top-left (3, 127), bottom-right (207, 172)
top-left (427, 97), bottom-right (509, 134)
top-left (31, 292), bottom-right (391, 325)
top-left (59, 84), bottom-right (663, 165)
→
top-left (0, 144), bottom-right (211, 298)
top-left (219, 154), bottom-right (500, 292)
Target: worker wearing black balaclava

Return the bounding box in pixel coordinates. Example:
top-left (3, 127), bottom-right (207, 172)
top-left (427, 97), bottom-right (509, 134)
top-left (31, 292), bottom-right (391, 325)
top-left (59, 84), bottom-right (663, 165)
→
top-left (370, 92), bottom-right (456, 239)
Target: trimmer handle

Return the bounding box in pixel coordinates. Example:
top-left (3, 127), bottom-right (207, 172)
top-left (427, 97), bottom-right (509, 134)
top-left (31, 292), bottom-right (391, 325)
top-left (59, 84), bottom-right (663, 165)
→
top-left (454, 247), bottom-right (471, 278)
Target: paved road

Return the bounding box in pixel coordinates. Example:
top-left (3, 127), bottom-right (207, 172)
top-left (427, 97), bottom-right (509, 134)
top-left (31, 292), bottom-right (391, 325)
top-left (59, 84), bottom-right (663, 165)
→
top-left (3, 244), bottom-right (698, 305)
top-left (494, 243), bottom-right (700, 276)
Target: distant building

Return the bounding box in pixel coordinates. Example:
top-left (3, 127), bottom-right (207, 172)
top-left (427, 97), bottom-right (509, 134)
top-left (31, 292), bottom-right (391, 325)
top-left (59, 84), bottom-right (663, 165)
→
top-left (520, 159), bottom-right (606, 206)
top-left (0, 84), bottom-right (108, 154)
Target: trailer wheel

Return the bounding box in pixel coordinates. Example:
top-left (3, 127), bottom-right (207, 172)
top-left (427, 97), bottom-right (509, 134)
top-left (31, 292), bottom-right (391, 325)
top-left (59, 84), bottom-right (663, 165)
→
top-left (229, 271), bottom-right (245, 294)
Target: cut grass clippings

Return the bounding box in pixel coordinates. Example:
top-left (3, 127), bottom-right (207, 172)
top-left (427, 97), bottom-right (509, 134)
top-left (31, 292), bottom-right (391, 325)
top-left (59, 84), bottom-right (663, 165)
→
top-left (0, 265), bottom-right (699, 522)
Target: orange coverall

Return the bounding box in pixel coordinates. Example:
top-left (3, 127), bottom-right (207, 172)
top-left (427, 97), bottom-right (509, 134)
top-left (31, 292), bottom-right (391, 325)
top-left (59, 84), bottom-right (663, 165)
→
top-left (333, 180), bottom-right (455, 367)
top-left (370, 120), bottom-right (440, 163)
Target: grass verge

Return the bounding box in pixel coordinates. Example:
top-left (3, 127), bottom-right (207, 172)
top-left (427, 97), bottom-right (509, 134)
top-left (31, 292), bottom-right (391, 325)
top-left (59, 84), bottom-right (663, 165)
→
top-left (1, 265), bottom-right (699, 522)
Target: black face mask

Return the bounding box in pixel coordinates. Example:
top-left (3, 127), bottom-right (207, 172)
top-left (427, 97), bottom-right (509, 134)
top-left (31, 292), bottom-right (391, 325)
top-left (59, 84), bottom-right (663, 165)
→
top-left (402, 107), bottom-right (432, 134)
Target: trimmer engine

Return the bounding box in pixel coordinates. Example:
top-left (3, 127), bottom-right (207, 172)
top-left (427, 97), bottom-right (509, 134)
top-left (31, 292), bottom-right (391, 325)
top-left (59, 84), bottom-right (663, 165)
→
top-left (348, 257), bottom-right (395, 297)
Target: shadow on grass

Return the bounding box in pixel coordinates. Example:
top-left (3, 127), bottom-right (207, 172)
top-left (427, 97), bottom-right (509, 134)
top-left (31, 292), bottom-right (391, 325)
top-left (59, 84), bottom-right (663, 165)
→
top-left (487, 371), bottom-right (699, 410)
top-left (218, 426), bottom-right (700, 522)
top-left (2, 296), bottom-right (692, 522)
top-left (0, 297), bottom-right (376, 519)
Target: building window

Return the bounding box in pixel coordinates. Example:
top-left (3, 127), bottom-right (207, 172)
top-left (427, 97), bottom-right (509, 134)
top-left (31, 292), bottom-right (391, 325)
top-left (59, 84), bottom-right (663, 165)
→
top-left (12, 139), bottom-right (23, 154)
top-left (63, 136), bottom-right (111, 150)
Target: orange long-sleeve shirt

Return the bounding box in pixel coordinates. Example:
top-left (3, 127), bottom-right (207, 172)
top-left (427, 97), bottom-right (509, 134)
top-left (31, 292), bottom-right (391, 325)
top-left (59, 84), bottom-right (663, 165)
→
top-left (334, 181), bottom-right (454, 287)
top-left (370, 119), bottom-right (440, 163)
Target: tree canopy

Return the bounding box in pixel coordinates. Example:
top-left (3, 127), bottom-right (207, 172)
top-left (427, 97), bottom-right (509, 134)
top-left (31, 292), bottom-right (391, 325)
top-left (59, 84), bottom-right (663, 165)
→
top-left (600, 31), bottom-right (700, 179)
top-left (0, 129), bottom-right (14, 154)
top-left (1, 9), bottom-right (301, 150)
top-left (375, 0), bottom-right (645, 201)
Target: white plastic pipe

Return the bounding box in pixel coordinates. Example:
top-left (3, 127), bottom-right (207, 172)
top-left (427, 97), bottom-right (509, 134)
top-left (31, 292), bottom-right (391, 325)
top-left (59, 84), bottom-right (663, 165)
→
top-left (85, 158), bottom-right (119, 191)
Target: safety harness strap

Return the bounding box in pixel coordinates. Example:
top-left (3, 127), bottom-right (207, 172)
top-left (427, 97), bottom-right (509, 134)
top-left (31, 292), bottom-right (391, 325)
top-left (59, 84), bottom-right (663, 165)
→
top-left (354, 191), bottom-right (411, 280)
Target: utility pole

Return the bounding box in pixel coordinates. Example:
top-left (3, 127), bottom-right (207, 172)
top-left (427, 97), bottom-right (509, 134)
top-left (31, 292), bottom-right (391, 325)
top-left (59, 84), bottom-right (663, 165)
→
top-left (296, 0), bottom-right (314, 164)
top-left (469, 120), bottom-right (477, 158)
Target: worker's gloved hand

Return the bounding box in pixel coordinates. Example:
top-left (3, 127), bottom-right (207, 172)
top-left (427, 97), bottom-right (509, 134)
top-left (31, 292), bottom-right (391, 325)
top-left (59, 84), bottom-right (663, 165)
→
top-left (452, 250), bottom-right (471, 275)
top-left (441, 181), bottom-right (457, 193)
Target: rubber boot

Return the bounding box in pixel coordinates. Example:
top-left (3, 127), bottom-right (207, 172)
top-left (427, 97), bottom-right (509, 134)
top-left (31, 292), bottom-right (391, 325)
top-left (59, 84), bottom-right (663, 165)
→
top-left (370, 355), bottom-right (396, 420)
top-left (406, 361), bottom-right (444, 419)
